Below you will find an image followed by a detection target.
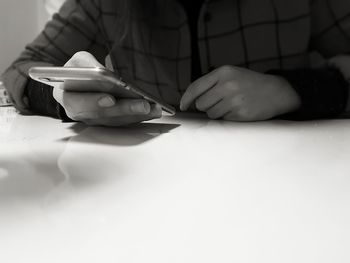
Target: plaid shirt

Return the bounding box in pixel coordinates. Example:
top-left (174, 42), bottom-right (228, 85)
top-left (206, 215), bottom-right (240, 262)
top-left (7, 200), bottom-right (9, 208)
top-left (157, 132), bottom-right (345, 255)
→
top-left (3, 0), bottom-right (350, 111)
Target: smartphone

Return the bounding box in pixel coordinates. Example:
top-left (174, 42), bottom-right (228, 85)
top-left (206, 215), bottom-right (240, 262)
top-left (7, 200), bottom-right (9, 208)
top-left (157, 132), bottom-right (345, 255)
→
top-left (28, 66), bottom-right (176, 115)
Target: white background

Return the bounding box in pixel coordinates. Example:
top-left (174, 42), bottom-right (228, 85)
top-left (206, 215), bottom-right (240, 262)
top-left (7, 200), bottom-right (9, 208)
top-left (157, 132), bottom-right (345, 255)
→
top-left (0, 0), bottom-right (51, 74)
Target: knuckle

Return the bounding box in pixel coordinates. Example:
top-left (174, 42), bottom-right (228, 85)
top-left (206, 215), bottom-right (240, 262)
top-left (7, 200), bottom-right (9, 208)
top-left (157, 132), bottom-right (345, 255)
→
top-left (230, 94), bottom-right (245, 106)
top-left (218, 65), bottom-right (236, 75)
top-left (127, 102), bottom-right (137, 114)
top-left (69, 52), bottom-right (82, 63)
top-left (116, 101), bottom-right (133, 115)
top-left (104, 102), bottom-right (130, 116)
top-left (222, 81), bottom-right (237, 91)
top-left (67, 51), bottom-right (92, 66)
top-left (73, 51), bottom-right (90, 60)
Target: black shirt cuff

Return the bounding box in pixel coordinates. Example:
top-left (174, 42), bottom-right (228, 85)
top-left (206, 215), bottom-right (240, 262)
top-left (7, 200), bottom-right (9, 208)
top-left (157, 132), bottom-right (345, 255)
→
top-left (267, 67), bottom-right (349, 120)
top-left (25, 79), bottom-right (71, 121)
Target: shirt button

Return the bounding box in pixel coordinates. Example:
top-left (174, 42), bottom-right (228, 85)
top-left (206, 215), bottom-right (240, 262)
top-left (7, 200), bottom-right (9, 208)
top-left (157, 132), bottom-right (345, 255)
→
top-left (204, 12), bottom-right (212, 22)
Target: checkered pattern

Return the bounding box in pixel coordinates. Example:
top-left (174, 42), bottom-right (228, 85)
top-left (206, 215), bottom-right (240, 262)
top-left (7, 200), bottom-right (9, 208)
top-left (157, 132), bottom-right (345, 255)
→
top-left (2, 0), bottom-right (350, 108)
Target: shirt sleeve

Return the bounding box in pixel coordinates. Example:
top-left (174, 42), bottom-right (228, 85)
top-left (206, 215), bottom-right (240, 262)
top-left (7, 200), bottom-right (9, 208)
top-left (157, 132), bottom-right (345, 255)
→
top-left (267, 67), bottom-right (349, 120)
top-left (24, 79), bottom-right (71, 121)
top-left (308, 0), bottom-right (350, 118)
top-left (1, 0), bottom-right (109, 115)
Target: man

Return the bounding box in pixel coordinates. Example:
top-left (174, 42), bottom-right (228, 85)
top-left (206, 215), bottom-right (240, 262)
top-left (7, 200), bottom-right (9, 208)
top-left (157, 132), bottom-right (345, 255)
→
top-left (2, 0), bottom-right (350, 126)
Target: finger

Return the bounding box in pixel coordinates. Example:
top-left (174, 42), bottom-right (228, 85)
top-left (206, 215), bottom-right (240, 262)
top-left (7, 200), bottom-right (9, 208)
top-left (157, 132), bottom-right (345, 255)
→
top-left (84, 114), bottom-right (159, 127)
top-left (65, 51), bottom-right (105, 68)
top-left (82, 104), bottom-right (162, 126)
top-left (63, 92), bottom-right (152, 120)
top-left (223, 110), bottom-right (250, 122)
top-left (180, 70), bottom-right (219, 111)
top-left (97, 99), bottom-right (155, 119)
top-left (207, 94), bottom-right (246, 120)
top-left (194, 85), bottom-right (226, 112)
top-left (222, 104), bottom-right (253, 122)
top-left (206, 99), bottom-right (232, 119)
top-left (102, 101), bottom-right (161, 119)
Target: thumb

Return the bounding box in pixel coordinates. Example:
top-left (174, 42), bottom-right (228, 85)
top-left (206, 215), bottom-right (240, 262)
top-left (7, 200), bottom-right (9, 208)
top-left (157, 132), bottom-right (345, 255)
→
top-left (65, 51), bottom-right (105, 68)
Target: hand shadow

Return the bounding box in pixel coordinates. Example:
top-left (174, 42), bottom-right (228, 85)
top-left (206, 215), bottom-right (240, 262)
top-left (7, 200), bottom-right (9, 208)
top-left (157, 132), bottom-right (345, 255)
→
top-left (56, 121), bottom-right (181, 185)
top-left (0, 121), bottom-right (180, 209)
top-left (0, 146), bottom-right (67, 207)
top-left (59, 122), bottom-right (181, 147)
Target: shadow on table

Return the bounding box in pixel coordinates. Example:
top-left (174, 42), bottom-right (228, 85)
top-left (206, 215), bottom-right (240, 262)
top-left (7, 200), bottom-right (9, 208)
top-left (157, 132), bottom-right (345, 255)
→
top-left (0, 152), bottom-right (67, 206)
top-left (59, 122), bottom-right (181, 146)
top-left (0, 121), bottom-right (181, 207)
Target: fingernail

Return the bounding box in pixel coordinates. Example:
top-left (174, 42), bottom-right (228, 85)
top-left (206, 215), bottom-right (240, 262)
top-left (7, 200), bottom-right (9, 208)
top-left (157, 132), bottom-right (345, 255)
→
top-left (155, 106), bottom-right (163, 118)
top-left (98, 96), bottom-right (115, 108)
top-left (131, 101), bottom-right (150, 114)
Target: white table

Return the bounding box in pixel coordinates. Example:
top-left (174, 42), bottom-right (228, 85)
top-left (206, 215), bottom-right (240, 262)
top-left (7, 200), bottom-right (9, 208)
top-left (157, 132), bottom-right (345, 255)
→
top-left (1, 107), bottom-right (350, 263)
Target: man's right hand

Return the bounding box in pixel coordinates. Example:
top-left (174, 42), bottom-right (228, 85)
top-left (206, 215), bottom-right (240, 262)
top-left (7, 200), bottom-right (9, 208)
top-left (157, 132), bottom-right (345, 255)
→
top-left (53, 51), bottom-right (162, 126)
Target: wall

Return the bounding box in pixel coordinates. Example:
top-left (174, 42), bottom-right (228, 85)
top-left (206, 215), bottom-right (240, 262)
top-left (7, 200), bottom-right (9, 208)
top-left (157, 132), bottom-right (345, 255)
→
top-left (0, 0), bottom-right (49, 74)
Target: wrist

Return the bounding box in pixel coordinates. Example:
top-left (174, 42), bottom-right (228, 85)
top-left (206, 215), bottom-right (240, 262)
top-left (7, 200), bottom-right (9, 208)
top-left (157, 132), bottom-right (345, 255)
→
top-left (271, 75), bottom-right (301, 115)
top-left (266, 67), bottom-right (348, 120)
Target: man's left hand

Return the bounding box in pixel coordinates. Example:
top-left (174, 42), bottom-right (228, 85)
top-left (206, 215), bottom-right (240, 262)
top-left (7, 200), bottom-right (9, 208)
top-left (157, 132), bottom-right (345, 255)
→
top-left (180, 65), bottom-right (301, 121)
